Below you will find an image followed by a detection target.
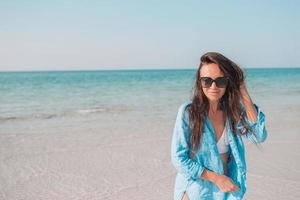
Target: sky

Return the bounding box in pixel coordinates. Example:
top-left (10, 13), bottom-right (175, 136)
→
top-left (0, 0), bottom-right (299, 71)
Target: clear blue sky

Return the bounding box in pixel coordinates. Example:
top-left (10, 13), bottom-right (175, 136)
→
top-left (0, 0), bottom-right (299, 71)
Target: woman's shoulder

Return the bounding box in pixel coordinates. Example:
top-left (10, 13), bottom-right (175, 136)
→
top-left (177, 100), bottom-right (192, 114)
top-left (175, 101), bottom-right (192, 123)
top-left (178, 100), bottom-right (192, 110)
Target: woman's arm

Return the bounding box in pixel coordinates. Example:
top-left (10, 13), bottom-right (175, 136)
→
top-left (239, 82), bottom-right (268, 143)
top-left (201, 169), bottom-right (240, 192)
top-left (171, 103), bottom-right (205, 180)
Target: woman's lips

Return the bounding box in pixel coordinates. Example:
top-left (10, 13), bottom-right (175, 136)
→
top-left (209, 92), bottom-right (219, 95)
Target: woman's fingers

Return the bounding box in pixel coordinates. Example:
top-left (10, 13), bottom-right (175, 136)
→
top-left (223, 184), bottom-right (240, 192)
top-left (232, 184), bottom-right (240, 191)
top-left (215, 174), bottom-right (240, 193)
top-left (229, 184), bottom-right (240, 192)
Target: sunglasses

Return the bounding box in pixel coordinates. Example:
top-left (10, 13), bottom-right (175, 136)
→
top-left (199, 76), bottom-right (229, 88)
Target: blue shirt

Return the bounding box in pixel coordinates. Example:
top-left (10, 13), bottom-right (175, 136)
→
top-left (171, 101), bottom-right (268, 200)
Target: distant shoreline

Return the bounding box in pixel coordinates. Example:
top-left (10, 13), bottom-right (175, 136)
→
top-left (1, 66), bottom-right (300, 73)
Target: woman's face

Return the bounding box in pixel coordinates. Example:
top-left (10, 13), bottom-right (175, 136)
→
top-left (199, 63), bottom-right (227, 102)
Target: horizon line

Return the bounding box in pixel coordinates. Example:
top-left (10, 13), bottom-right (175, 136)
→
top-left (0, 66), bottom-right (300, 73)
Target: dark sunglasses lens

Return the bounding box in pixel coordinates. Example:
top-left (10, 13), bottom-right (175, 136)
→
top-left (215, 77), bottom-right (228, 87)
top-left (200, 78), bottom-right (213, 88)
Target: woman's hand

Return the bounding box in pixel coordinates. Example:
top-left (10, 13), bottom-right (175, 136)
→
top-left (239, 81), bottom-right (248, 96)
top-left (214, 174), bottom-right (240, 193)
top-left (239, 81), bottom-right (258, 121)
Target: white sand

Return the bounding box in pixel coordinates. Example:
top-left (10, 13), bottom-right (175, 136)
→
top-left (1, 104), bottom-right (300, 199)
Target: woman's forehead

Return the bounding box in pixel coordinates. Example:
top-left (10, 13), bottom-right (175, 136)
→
top-left (200, 63), bottom-right (224, 77)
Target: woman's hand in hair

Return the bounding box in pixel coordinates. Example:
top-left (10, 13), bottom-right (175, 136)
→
top-left (239, 81), bottom-right (258, 121)
top-left (239, 81), bottom-right (248, 96)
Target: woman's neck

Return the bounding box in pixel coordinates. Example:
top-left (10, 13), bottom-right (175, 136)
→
top-left (209, 100), bottom-right (221, 115)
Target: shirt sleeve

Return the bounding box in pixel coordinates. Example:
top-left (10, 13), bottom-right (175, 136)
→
top-left (171, 103), bottom-right (205, 181)
top-left (237, 102), bottom-right (268, 143)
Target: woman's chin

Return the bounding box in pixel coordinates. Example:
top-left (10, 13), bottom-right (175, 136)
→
top-left (207, 96), bottom-right (221, 102)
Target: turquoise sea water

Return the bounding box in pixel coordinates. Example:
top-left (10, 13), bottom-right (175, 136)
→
top-left (0, 68), bottom-right (300, 122)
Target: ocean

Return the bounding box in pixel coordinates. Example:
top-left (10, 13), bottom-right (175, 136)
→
top-left (1, 67), bottom-right (300, 136)
top-left (1, 68), bottom-right (299, 122)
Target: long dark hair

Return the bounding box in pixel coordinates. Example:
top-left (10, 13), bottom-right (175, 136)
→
top-left (188, 52), bottom-right (254, 155)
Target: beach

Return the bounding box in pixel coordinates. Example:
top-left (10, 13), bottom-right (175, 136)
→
top-left (1, 68), bottom-right (300, 199)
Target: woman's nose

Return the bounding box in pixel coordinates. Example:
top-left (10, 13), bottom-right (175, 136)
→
top-left (210, 81), bottom-right (217, 88)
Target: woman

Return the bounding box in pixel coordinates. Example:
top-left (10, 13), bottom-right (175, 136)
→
top-left (171, 52), bottom-right (267, 200)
